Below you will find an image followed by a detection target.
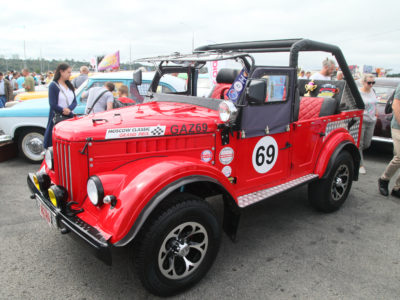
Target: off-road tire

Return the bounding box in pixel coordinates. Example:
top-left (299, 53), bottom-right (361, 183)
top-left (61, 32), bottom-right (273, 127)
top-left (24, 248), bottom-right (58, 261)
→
top-left (309, 151), bottom-right (354, 212)
top-left (134, 193), bottom-right (221, 297)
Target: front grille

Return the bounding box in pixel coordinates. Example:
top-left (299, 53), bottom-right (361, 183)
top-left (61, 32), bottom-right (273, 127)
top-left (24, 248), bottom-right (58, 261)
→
top-left (55, 140), bottom-right (73, 201)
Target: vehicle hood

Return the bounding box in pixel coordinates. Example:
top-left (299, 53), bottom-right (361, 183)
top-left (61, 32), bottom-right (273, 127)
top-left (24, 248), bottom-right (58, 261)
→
top-left (54, 101), bottom-right (221, 142)
top-left (15, 90), bottom-right (48, 101)
top-left (0, 98), bottom-right (49, 117)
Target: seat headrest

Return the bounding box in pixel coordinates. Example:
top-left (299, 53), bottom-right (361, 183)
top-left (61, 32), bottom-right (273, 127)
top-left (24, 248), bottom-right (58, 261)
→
top-left (216, 69), bottom-right (240, 84)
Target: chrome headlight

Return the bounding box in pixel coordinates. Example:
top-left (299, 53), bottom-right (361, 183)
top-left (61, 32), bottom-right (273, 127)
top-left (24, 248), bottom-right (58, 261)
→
top-left (45, 147), bottom-right (53, 170)
top-left (219, 100), bottom-right (238, 124)
top-left (87, 176), bottom-right (104, 206)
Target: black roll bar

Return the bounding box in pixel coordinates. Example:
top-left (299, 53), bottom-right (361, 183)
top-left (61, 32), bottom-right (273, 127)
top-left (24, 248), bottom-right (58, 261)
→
top-left (195, 38), bottom-right (364, 109)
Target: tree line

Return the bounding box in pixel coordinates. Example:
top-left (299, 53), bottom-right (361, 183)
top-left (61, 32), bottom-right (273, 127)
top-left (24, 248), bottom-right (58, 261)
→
top-left (0, 57), bottom-right (142, 74)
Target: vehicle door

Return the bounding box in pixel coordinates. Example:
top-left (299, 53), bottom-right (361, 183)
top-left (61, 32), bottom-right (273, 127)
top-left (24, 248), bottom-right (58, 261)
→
top-left (235, 67), bottom-right (296, 195)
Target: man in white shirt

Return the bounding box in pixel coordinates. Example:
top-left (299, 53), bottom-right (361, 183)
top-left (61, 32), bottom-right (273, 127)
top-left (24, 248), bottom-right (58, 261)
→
top-left (83, 82), bottom-right (115, 114)
top-left (310, 59), bottom-right (336, 80)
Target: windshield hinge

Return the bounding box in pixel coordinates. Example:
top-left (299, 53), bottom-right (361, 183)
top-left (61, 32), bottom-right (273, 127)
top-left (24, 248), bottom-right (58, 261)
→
top-left (79, 137), bottom-right (93, 155)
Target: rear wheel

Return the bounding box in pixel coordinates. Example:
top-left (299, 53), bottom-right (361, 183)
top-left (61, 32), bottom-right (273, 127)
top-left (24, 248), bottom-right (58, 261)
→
top-left (135, 193), bottom-right (221, 297)
top-left (18, 128), bottom-right (45, 163)
top-left (309, 151), bottom-right (354, 212)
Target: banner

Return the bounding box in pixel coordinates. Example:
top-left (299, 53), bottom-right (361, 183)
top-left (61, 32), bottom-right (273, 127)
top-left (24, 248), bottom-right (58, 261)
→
top-left (207, 60), bottom-right (227, 87)
top-left (90, 57), bottom-right (97, 71)
top-left (98, 51), bottom-right (120, 71)
top-left (227, 68), bottom-right (248, 103)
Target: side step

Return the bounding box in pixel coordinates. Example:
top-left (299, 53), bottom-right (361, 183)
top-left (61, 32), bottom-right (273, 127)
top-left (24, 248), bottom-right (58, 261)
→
top-left (237, 174), bottom-right (319, 208)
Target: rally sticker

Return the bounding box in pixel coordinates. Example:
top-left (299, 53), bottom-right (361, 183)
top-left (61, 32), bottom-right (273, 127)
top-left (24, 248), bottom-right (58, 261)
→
top-left (222, 166), bottom-right (232, 177)
top-left (252, 136), bottom-right (278, 174)
top-left (219, 147), bottom-right (234, 165)
top-left (201, 150), bottom-right (213, 163)
top-left (105, 125), bottom-right (166, 139)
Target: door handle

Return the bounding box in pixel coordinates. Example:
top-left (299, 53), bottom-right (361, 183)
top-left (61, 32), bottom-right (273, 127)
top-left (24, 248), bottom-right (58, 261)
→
top-left (280, 142), bottom-right (292, 150)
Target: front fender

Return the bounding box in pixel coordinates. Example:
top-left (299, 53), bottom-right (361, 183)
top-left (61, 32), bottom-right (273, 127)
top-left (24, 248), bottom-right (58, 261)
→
top-left (0, 117), bottom-right (48, 138)
top-left (314, 129), bottom-right (360, 179)
top-left (81, 156), bottom-right (236, 245)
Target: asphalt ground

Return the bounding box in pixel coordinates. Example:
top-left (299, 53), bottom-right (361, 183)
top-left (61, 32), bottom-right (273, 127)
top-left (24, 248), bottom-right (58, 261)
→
top-left (0, 142), bottom-right (399, 300)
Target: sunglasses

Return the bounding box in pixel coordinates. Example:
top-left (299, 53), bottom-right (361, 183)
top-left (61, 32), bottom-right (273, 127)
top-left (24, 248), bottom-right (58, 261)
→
top-left (366, 81), bottom-right (376, 85)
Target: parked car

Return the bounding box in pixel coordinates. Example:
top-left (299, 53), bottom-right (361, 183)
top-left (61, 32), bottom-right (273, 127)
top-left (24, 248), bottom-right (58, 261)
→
top-left (356, 77), bottom-right (400, 142)
top-left (0, 71), bottom-right (186, 162)
top-left (27, 39), bottom-right (364, 296)
top-left (13, 72), bottom-right (97, 102)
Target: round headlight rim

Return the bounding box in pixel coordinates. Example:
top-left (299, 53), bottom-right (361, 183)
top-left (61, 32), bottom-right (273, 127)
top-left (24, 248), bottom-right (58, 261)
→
top-left (87, 175), bottom-right (104, 206)
top-left (219, 100), bottom-right (238, 124)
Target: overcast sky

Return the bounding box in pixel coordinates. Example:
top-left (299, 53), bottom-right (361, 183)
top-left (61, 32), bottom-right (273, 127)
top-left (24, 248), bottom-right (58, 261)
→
top-left (1, 0), bottom-right (400, 72)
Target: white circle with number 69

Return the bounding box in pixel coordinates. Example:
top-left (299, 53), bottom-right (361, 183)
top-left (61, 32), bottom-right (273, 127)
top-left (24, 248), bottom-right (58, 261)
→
top-left (252, 136), bottom-right (278, 174)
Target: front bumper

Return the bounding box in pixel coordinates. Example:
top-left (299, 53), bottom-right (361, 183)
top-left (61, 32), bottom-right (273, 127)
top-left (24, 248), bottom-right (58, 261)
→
top-left (0, 134), bottom-right (12, 143)
top-left (27, 173), bottom-right (112, 265)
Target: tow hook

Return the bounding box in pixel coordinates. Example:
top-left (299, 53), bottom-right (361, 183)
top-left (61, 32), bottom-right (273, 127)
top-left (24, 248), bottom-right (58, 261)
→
top-left (60, 227), bottom-right (70, 234)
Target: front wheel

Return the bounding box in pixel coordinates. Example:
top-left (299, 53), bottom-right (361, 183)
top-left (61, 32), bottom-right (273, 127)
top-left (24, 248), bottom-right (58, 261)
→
top-left (309, 151), bottom-right (354, 213)
top-left (134, 194), bottom-right (221, 297)
top-left (18, 128), bottom-right (45, 163)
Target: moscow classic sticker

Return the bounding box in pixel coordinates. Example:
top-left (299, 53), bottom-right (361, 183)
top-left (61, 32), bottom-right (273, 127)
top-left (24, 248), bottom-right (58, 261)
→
top-left (105, 125), bottom-right (166, 139)
top-left (200, 150), bottom-right (213, 163)
top-left (219, 147), bottom-right (234, 165)
top-left (222, 166), bottom-right (232, 177)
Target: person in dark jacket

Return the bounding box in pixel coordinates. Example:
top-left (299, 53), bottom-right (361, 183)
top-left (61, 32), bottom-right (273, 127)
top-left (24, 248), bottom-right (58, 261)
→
top-left (43, 63), bottom-right (77, 148)
top-left (0, 72), bottom-right (13, 107)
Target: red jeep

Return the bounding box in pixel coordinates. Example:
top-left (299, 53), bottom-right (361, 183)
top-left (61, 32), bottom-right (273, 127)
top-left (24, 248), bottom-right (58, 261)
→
top-left (28, 39), bottom-right (364, 296)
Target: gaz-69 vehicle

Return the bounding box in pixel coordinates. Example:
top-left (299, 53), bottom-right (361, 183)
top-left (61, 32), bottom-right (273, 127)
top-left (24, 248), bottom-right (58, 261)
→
top-left (28, 39), bottom-right (364, 296)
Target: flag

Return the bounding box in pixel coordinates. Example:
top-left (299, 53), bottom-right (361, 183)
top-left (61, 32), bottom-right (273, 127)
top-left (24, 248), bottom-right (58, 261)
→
top-left (98, 51), bottom-right (120, 71)
top-left (90, 57), bottom-right (97, 71)
top-left (227, 67), bottom-right (248, 103)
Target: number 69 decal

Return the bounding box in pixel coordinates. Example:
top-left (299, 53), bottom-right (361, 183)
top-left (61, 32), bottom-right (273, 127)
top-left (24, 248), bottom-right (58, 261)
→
top-left (252, 136), bottom-right (278, 174)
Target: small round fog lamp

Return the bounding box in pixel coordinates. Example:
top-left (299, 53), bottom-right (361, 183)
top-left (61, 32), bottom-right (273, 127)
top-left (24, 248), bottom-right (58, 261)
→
top-left (47, 185), bottom-right (68, 208)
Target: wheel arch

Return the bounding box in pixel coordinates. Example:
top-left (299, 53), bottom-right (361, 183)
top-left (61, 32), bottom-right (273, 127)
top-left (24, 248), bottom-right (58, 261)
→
top-left (114, 175), bottom-right (239, 247)
top-left (14, 125), bottom-right (45, 141)
top-left (319, 141), bottom-right (360, 181)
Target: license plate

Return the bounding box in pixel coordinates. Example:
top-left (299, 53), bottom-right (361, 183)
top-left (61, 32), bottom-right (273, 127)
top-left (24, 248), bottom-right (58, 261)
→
top-left (37, 198), bottom-right (56, 228)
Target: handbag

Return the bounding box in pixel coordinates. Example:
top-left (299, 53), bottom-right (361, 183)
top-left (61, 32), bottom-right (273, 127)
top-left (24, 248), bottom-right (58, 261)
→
top-left (52, 82), bottom-right (74, 124)
top-left (53, 113), bottom-right (73, 124)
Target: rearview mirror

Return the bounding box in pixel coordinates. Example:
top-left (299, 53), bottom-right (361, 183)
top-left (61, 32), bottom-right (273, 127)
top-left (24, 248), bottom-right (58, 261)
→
top-left (246, 79), bottom-right (267, 105)
top-left (133, 70), bottom-right (142, 86)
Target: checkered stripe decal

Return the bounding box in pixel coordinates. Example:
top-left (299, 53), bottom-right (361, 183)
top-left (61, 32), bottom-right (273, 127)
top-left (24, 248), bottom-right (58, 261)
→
top-left (324, 117), bottom-right (360, 144)
top-left (237, 174), bottom-right (319, 208)
top-left (150, 126), bottom-right (165, 136)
